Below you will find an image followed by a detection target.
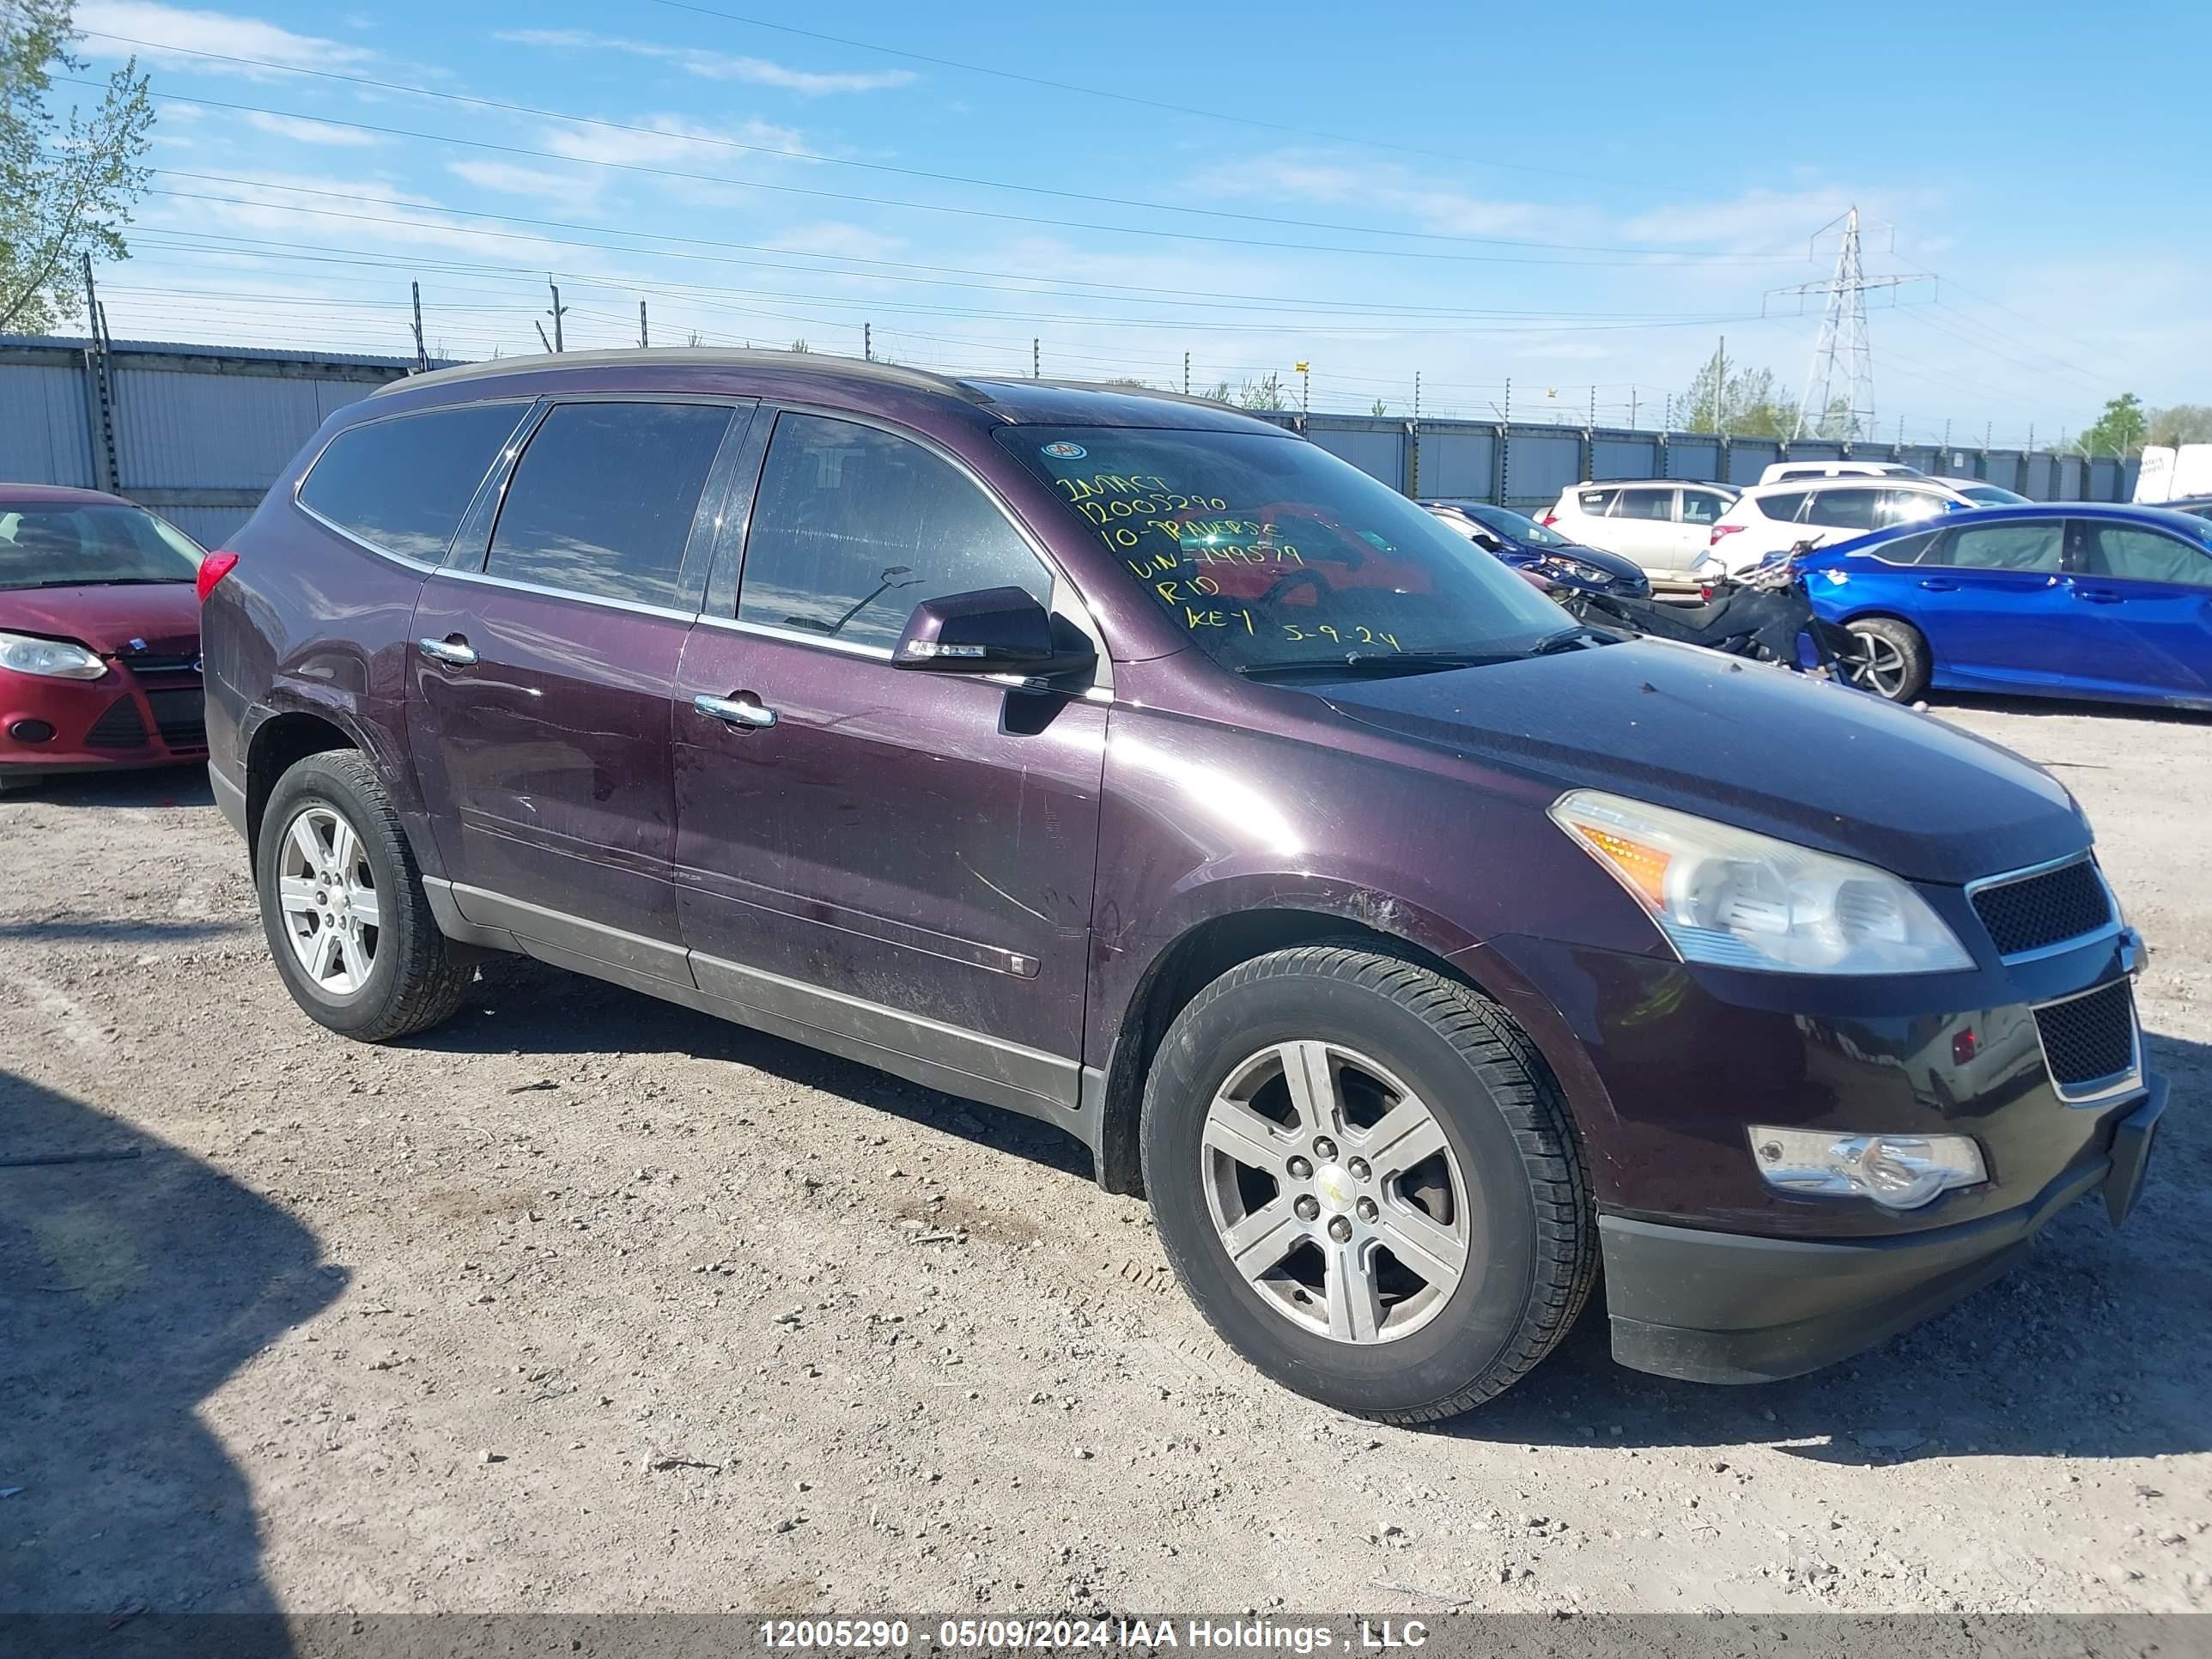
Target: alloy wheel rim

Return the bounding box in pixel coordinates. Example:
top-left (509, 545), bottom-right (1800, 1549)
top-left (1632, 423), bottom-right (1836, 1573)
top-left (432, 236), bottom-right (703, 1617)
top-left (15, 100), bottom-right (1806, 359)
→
top-left (1199, 1040), bottom-right (1472, 1345)
top-left (275, 805), bottom-right (381, 995)
top-left (1847, 629), bottom-right (1908, 697)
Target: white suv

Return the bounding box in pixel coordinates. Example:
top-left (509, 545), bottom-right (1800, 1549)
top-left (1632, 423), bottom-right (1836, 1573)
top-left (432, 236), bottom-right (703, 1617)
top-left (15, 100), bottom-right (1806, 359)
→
top-left (1540, 480), bottom-right (1739, 586)
top-left (1755, 459), bottom-right (1925, 486)
top-left (1702, 477), bottom-right (1975, 574)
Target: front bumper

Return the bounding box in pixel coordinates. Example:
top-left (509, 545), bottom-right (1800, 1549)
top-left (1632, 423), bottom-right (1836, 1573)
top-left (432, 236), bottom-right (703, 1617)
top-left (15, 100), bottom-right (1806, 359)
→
top-left (1601, 1076), bottom-right (2164, 1383)
top-left (0, 664), bottom-right (206, 779)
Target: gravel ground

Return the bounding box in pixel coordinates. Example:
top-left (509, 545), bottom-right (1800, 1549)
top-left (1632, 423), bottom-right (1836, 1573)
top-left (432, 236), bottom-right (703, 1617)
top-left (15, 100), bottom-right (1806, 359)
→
top-left (2, 694), bottom-right (2207, 1621)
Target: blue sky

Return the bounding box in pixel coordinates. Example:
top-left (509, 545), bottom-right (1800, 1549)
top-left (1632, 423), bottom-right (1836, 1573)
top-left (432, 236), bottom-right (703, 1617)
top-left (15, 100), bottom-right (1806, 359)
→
top-left (67, 0), bottom-right (2211, 443)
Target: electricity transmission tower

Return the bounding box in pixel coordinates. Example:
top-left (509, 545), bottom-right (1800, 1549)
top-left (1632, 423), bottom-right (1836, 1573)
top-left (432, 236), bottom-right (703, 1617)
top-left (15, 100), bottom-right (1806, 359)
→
top-left (1769, 208), bottom-right (1924, 441)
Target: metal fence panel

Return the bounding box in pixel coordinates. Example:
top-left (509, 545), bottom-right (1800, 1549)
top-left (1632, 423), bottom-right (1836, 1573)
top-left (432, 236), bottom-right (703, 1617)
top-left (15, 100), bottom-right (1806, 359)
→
top-left (1504, 430), bottom-right (1582, 507)
top-left (1727, 441), bottom-right (1779, 484)
top-left (1666, 440), bottom-right (1720, 479)
top-left (1417, 428), bottom-right (1495, 498)
top-left (2089, 459), bottom-right (2122, 500)
top-left (1591, 437), bottom-right (1658, 480)
top-left (160, 502), bottom-right (259, 549)
top-left (1307, 422), bottom-right (1402, 489)
top-left (112, 366), bottom-right (334, 490)
top-left (1789, 441), bottom-right (1845, 464)
top-left (0, 361), bottom-right (95, 487)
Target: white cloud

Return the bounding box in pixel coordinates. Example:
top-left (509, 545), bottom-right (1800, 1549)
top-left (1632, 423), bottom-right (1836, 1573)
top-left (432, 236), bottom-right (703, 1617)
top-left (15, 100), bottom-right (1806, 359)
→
top-left (244, 110), bottom-right (384, 147)
top-left (536, 114), bottom-right (814, 171)
top-left (76, 1), bottom-right (374, 74)
top-left (495, 28), bottom-right (915, 95)
top-left (447, 159), bottom-right (600, 207)
top-left (1181, 151), bottom-right (1576, 240)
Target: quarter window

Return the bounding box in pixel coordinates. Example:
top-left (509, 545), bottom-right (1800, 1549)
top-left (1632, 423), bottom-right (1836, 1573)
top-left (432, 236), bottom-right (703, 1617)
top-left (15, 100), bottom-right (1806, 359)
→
top-left (298, 401), bottom-right (530, 561)
top-left (1802, 489), bottom-right (1881, 531)
top-left (485, 402), bottom-right (734, 607)
top-left (1576, 488), bottom-right (1619, 514)
top-left (1869, 529), bottom-right (1942, 566)
top-left (2079, 524), bottom-right (2212, 586)
top-left (1612, 487), bottom-right (1673, 520)
top-left (1937, 522), bottom-right (2063, 573)
top-left (1755, 490), bottom-right (1808, 522)
top-left (738, 413), bottom-right (1048, 651)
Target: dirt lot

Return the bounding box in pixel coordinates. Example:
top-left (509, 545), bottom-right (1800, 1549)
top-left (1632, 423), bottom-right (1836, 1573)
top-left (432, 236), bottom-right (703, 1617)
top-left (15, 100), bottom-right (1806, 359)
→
top-left (2, 694), bottom-right (2208, 1621)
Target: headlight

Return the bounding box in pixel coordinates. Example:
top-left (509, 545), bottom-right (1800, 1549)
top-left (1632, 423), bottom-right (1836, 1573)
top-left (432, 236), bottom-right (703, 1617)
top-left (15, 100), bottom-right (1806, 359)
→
top-left (1550, 789), bottom-right (1973, 975)
top-left (1750, 1127), bottom-right (1984, 1209)
top-left (0, 631), bottom-right (107, 680)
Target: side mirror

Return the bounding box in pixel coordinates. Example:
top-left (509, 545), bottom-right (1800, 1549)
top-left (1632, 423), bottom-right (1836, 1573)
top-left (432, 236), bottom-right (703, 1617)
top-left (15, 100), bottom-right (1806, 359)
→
top-left (1469, 532), bottom-right (1504, 553)
top-left (893, 586), bottom-right (1097, 682)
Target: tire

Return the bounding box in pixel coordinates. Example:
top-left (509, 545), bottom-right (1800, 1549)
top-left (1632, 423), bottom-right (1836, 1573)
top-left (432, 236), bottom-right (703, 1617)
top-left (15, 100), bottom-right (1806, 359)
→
top-left (1140, 944), bottom-right (1595, 1423)
top-left (255, 749), bottom-right (472, 1042)
top-left (1844, 617), bottom-right (1929, 702)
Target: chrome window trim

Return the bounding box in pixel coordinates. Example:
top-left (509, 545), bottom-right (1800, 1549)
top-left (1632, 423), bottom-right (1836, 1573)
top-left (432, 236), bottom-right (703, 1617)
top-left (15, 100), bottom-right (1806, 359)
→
top-left (2028, 976), bottom-right (2144, 1107)
top-left (429, 562), bottom-right (700, 625)
top-left (1964, 849), bottom-right (2123, 964)
top-left (694, 612), bottom-right (892, 660)
top-left (293, 498), bottom-right (438, 573)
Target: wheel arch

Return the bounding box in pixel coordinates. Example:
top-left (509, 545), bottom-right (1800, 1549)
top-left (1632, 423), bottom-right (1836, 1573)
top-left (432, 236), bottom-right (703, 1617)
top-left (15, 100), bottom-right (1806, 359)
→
top-left (1090, 901), bottom-right (1583, 1198)
top-left (244, 709), bottom-right (360, 866)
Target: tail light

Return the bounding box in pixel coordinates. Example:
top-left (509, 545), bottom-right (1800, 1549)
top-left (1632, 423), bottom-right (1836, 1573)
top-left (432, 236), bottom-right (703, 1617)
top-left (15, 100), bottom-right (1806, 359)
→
top-left (197, 550), bottom-right (239, 604)
top-left (1538, 512), bottom-right (1558, 527)
top-left (1709, 524), bottom-right (1747, 548)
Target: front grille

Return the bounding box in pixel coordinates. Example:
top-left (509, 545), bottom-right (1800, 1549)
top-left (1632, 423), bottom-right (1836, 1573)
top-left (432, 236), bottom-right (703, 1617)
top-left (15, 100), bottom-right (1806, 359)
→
top-left (145, 688), bottom-right (205, 749)
top-left (82, 696), bottom-right (149, 749)
top-left (124, 651), bottom-right (198, 674)
top-left (2033, 980), bottom-right (2137, 1096)
top-left (1971, 859), bottom-right (2113, 957)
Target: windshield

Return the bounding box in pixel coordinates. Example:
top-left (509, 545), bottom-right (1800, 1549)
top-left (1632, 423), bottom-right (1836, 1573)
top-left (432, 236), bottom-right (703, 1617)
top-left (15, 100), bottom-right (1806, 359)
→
top-left (1464, 503), bottom-right (1569, 547)
top-left (1000, 427), bottom-right (1568, 672)
top-left (0, 505), bottom-right (205, 590)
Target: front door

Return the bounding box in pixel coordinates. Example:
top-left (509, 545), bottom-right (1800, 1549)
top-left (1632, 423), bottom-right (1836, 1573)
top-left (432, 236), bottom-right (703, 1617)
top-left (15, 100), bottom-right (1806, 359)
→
top-left (1902, 516), bottom-right (2074, 690)
top-left (672, 410), bottom-right (1107, 1115)
top-left (2061, 517), bottom-right (2212, 701)
top-left (1604, 485), bottom-right (1680, 568)
top-left (407, 398), bottom-right (744, 978)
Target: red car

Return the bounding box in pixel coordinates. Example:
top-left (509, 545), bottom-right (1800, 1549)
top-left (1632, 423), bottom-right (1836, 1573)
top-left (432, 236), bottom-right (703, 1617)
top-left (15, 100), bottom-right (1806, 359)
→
top-left (1, 485), bottom-right (210, 790)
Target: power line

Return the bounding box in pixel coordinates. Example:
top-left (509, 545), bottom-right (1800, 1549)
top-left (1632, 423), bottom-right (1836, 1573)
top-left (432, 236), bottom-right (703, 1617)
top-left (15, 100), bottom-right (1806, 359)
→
top-left (632, 0), bottom-right (1655, 188)
top-left (69, 71), bottom-right (1803, 269)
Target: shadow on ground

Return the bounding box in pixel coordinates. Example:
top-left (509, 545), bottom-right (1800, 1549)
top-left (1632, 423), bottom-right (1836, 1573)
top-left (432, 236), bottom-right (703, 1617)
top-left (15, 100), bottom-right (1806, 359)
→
top-left (0, 1068), bottom-right (341, 1626)
top-left (0, 766), bottom-right (213, 811)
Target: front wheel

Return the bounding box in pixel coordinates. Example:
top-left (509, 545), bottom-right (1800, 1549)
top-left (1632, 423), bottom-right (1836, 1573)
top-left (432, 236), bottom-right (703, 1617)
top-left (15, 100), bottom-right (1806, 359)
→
top-left (255, 750), bottom-right (473, 1042)
top-left (1140, 945), bottom-right (1595, 1422)
top-left (1843, 617), bottom-right (1930, 702)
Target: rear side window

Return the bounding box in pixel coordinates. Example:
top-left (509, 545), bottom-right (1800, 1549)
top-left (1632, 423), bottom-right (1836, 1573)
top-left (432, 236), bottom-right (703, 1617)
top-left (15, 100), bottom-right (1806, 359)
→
top-left (1613, 487), bottom-right (1673, 520)
top-left (1754, 490), bottom-right (1808, 522)
top-left (1802, 489), bottom-right (1881, 530)
top-left (298, 401), bottom-right (530, 561)
top-left (485, 402), bottom-right (735, 608)
top-left (2078, 523), bottom-right (2212, 587)
top-left (1678, 489), bottom-right (1725, 526)
top-left (738, 413), bottom-right (1048, 651)
top-left (1937, 521), bottom-right (2063, 572)
top-left (1576, 488), bottom-right (1618, 514)
top-left (1868, 528), bottom-right (1942, 565)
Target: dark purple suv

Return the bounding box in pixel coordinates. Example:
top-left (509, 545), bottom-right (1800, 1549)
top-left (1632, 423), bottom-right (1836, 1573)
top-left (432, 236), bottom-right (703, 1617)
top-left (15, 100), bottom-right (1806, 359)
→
top-left (202, 351), bottom-right (2164, 1420)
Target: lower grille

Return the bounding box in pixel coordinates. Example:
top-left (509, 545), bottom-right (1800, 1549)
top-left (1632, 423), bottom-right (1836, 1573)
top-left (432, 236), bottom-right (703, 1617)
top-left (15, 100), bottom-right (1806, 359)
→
top-left (82, 696), bottom-right (149, 749)
top-left (2033, 980), bottom-right (2138, 1098)
top-left (145, 687), bottom-right (205, 749)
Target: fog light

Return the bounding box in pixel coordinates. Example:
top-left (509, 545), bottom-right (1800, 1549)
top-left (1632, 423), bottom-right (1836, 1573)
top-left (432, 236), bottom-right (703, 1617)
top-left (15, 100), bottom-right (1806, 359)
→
top-left (1749, 1126), bottom-right (1985, 1210)
top-left (8, 719), bottom-right (57, 744)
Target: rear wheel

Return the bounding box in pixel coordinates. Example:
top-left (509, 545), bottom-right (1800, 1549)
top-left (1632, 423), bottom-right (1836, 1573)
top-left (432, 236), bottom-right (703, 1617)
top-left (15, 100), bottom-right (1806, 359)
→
top-left (255, 750), bottom-right (472, 1041)
top-left (1140, 944), bottom-right (1595, 1422)
top-left (1844, 617), bottom-right (1929, 702)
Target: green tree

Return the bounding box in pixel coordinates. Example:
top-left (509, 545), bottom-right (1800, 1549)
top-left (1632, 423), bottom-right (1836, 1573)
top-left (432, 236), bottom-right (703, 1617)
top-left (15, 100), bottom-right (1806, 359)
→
top-left (1370, 398), bottom-right (1389, 416)
top-left (1, 0), bottom-right (154, 333)
top-left (2148, 404), bottom-right (2212, 447)
top-left (1677, 345), bottom-right (1800, 438)
top-left (2080, 392), bottom-right (2148, 458)
top-left (1236, 373), bottom-right (1287, 411)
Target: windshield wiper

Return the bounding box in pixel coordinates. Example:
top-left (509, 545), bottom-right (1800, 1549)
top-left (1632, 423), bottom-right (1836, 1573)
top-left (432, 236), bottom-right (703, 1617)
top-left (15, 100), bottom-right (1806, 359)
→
top-left (1237, 650), bottom-right (1515, 681)
top-left (1527, 624), bottom-right (1619, 656)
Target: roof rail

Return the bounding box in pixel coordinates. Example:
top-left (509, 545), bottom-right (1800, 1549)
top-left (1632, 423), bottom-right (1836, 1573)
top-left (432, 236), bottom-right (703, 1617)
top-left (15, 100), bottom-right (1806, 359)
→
top-left (370, 347), bottom-right (993, 403)
top-left (976, 375), bottom-right (1243, 414)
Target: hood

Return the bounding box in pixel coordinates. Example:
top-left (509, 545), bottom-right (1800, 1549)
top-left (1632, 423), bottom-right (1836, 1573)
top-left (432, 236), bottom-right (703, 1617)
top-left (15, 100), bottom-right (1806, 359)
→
top-left (1318, 638), bottom-right (2083, 884)
top-left (0, 582), bottom-right (201, 658)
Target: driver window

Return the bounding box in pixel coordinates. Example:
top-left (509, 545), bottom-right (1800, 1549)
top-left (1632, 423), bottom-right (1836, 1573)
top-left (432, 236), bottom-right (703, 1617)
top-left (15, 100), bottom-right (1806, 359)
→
top-left (738, 413), bottom-right (1049, 651)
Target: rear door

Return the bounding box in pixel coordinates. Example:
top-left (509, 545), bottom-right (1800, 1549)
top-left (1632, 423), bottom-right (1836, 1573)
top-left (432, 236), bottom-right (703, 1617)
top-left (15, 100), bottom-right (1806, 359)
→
top-left (407, 397), bottom-right (749, 980)
top-left (1902, 517), bottom-right (2073, 689)
top-left (2061, 518), bottom-right (2212, 701)
top-left (1674, 486), bottom-right (1731, 559)
top-left (671, 408), bottom-right (1108, 1115)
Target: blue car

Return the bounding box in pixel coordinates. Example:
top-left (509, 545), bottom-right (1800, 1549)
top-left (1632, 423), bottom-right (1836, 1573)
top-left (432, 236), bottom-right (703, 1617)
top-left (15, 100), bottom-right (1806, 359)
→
top-left (1799, 502), bottom-right (2212, 709)
top-left (1419, 499), bottom-right (1651, 599)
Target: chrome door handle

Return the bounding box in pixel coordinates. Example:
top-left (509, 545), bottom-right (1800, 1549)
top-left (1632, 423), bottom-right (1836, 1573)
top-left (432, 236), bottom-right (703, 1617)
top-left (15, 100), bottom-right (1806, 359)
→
top-left (417, 636), bottom-right (478, 666)
top-left (693, 692), bottom-right (777, 729)
top-left (1917, 578), bottom-right (1959, 592)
